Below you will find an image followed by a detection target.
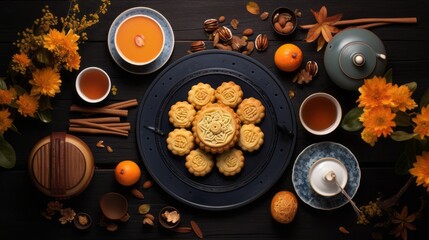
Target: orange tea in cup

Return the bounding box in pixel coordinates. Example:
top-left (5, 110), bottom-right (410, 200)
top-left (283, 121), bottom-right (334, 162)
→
top-left (115, 15), bottom-right (164, 65)
top-left (299, 93), bottom-right (341, 135)
top-left (76, 67), bottom-right (111, 103)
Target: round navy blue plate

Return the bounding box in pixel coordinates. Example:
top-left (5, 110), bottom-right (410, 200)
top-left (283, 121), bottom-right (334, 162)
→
top-left (136, 50), bottom-right (296, 210)
top-left (292, 141), bottom-right (361, 210)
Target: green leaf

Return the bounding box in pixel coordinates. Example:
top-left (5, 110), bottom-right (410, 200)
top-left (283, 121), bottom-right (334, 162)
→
top-left (394, 111), bottom-right (412, 127)
top-left (0, 77), bottom-right (7, 90)
top-left (37, 109), bottom-right (52, 123)
top-left (404, 81), bottom-right (417, 93)
top-left (384, 68), bottom-right (393, 83)
top-left (390, 131), bottom-right (417, 141)
top-left (341, 107), bottom-right (364, 131)
top-left (0, 135), bottom-right (16, 169)
top-left (395, 139), bottom-right (416, 175)
top-left (420, 86), bottom-right (429, 108)
top-left (13, 84), bottom-right (28, 95)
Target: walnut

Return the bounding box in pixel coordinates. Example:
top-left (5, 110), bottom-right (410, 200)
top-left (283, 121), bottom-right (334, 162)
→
top-left (162, 210), bottom-right (180, 224)
top-left (292, 68), bottom-right (313, 84)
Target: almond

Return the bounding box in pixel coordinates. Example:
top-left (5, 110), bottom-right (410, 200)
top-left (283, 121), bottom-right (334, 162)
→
top-left (143, 180), bottom-right (153, 189)
top-left (190, 220), bottom-right (203, 239)
top-left (242, 28), bottom-right (254, 36)
top-left (131, 188), bottom-right (144, 199)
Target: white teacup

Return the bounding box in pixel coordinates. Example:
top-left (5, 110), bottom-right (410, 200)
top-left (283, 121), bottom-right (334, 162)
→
top-left (75, 67), bottom-right (111, 104)
top-left (308, 157), bottom-right (348, 197)
top-left (299, 92), bottom-right (342, 135)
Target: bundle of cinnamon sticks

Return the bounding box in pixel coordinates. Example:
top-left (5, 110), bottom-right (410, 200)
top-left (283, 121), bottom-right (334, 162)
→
top-left (68, 99), bottom-right (138, 137)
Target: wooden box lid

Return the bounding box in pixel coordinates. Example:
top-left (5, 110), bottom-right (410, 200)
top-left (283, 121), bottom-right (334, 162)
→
top-left (28, 132), bottom-right (94, 199)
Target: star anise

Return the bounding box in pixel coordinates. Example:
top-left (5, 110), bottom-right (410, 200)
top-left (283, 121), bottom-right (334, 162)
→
top-left (390, 206), bottom-right (417, 240)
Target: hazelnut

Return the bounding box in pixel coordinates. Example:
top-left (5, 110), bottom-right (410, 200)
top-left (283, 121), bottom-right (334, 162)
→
top-left (255, 34), bottom-right (268, 52)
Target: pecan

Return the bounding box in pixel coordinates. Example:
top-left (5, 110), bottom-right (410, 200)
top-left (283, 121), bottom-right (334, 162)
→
top-left (230, 18), bottom-right (239, 29)
top-left (216, 26), bottom-right (232, 42)
top-left (203, 18), bottom-right (219, 33)
top-left (305, 60), bottom-right (318, 77)
top-left (189, 40), bottom-right (206, 53)
top-left (255, 34), bottom-right (268, 51)
top-left (260, 11), bottom-right (269, 21)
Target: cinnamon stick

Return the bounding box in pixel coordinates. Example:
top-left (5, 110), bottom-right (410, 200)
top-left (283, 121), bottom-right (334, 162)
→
top-left (70, 105), bottom-right (128, 117)
top-left (69, 119), bottom-right (128, 135)
top-left (69, 127), bottom-right (128, 137)
top-left (69, 122), bottom-right (131, 130)
top-left (105, 99), bottom-right (138, 109)
top-left (69, 117), bottom-right (121, 124)
top-left (300, 17), bottom-right (417, 29)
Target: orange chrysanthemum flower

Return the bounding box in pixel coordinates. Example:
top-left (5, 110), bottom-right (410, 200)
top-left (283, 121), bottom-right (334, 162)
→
top-left (29, 67), bottom-right (61, 97)
top-left (412, 106), bottom-right (429, 139)
top-left (390, 85), bottom-right (417, 112)
top-left (0, 88), bottom-right (17, 105)
top-left (64, 51), bottom-right (81, 71)
top-left (360, 106), bottom-right (396, 138)
top-left (16, 94), bottom-right (39, 117)
top-left (409, 151), bottom-right (429, 192)
top-left (43, 29), bottom-right (80, 63)
top-left (361, 127), bottom-right (378, 146)
top-left (0, 108), bottom-right (13, 134)
top-left (357, 76), bottom-right (394, 109)
top-left (11, 53), bottom-right (31, 74)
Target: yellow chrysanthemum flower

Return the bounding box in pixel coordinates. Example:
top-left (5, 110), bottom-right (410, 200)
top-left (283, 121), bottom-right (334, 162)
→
top-left (16, 94), bottom-right (39, 118)
top-left (0, 88), bottom-right (17, 105)
top-left (64, 51), bottom-right (81, 71)
top-left (361, 128), bottom-right (378, 146)
top-left (390, 85), bottom-right (417, 112)
top-left (0, 108), bottom-right (13, 134)
top-left (357, 76), bottom-right (394, 109)
top-left (360, 106), bottom-right (396, 138)
top-left (409, 151), bottom-right (429, 192)
top-left (29, 67), bottom-right (61, 97)
top-left (11, 53), bottom-right (31, 74)
top-left (43, 29), bottom-right (80, 62)
top-left (412, 106), bottom-right (429, 139)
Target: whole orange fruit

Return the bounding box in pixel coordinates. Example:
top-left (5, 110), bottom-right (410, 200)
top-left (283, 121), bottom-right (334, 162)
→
top-left (114, 160), bottom-right (141, 186)
top-left (274, 43), bottom-right (303, 72)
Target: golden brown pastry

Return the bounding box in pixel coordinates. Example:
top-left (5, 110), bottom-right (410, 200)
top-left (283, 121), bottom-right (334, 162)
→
top-left (270, 191), bottom-right (298, 224)
top-left (166, 128), bottom-right (195, 156)
top-left (236, 97), bottom-right (265, 124)
top-left (185, 148), bottom-right (214, 177)
top-left (238, 124), bottom-right (264, 152)
top-left (187, 82), bottom-right (216, 110)
top-left (215, 81), bottom-right (243, 108)
top-left (192, 103), bottom-right (241, 154)
top-left (168, 101), bottom-right (196, 128)
top-left (216, 148), bottom-right (245, 176)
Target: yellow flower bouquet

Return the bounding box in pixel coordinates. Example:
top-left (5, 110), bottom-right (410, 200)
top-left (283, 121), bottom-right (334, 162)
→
top-left (0, 0), bottom-right (110, 169)
top-left (342, 69), bottom-right (429, 193)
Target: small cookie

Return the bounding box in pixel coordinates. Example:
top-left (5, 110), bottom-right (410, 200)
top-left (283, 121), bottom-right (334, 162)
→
top-left (168, 101), bottom-right (196, 128)
top-left (166, 128), bottom-right (195, 156)
top-left (216, 148), bottom-right (245, 176)
top-left (187, 82), bottom-right (216, 109)
top-left (238, 124), bottom-right (264, 152)
top-left (236, 97), bottom-right (265, 124)
top-left (215, 81), bottom-right (243, 108)
top-left (185, 149), bottom-right (214, 177)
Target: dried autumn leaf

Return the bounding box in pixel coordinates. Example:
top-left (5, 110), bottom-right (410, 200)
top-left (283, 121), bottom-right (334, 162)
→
top-left (317, 35), bottom-right (326, 52)
top-left (246, 1), bottom-right (260, 15)
top-left (304, 6), bottom-right (342, 43)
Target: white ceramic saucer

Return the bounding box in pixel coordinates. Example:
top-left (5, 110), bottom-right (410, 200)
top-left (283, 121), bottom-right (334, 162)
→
top-left (292, 141), bottom-right (361, 210)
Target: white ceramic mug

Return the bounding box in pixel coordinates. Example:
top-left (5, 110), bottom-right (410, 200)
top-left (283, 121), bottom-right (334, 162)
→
top-left (299, 92), bottom-right (342, 135)
top-left (75, 67), bottom-right (111, 103)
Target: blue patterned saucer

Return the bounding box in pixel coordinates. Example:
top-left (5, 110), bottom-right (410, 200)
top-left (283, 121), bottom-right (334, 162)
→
top-left (292, 141), bottom-right (361, 210)
top-left (108, 7), bottom-right (175, 74)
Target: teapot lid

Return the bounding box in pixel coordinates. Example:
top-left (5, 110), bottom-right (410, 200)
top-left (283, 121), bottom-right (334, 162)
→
top-left (324, 28), bottom-right (387, 91)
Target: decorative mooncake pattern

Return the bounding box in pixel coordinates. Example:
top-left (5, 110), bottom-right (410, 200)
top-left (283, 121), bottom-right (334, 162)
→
top-left (236, 97), bottom-right (265, 124)
top-left (185, 149), bottom-right (214, 177)
top-left (215, 81), bottom-right (243, 108)
top-left (238, 124), bottom-right (264, 152)
top-left (216, 148), bottom-right (245, 176)
top-left (166, 128), bottom-right (195, 156)
top-left (187, 82), bottom-right (216, 109)
top-left (168, 101), bottom-right (196, 128)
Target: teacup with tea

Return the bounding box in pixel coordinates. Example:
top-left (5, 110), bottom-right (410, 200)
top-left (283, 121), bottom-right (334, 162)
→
top-left (299, 92), bottom-right (342, 135)
top-left (75, 66), bottom-right (111, 104)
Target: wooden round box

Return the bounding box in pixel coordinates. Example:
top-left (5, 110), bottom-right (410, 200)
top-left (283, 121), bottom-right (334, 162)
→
top-left (28, 132), bottom-right (95, 199)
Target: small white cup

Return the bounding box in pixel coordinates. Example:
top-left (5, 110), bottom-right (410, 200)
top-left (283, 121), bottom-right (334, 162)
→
top-left (308, 157), bottom-right (348, 197)
top-left (75, 67), bottom-right (111, 103)
top-left (299, 92), bottom-right (342, 135)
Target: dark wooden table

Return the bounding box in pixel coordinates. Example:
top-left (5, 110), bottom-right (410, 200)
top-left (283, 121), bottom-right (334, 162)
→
top-left (1, 0), bottom-right (429, 239)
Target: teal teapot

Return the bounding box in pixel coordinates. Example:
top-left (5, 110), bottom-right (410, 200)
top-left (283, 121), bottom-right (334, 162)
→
top-left (324, 28), bottom-right (387, 91)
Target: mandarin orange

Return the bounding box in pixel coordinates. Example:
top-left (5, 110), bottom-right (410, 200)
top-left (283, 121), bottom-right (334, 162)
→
top-left (274, 43), bottom-right (303, 72)
top-left (114, 160), bottom-right (141, 186)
